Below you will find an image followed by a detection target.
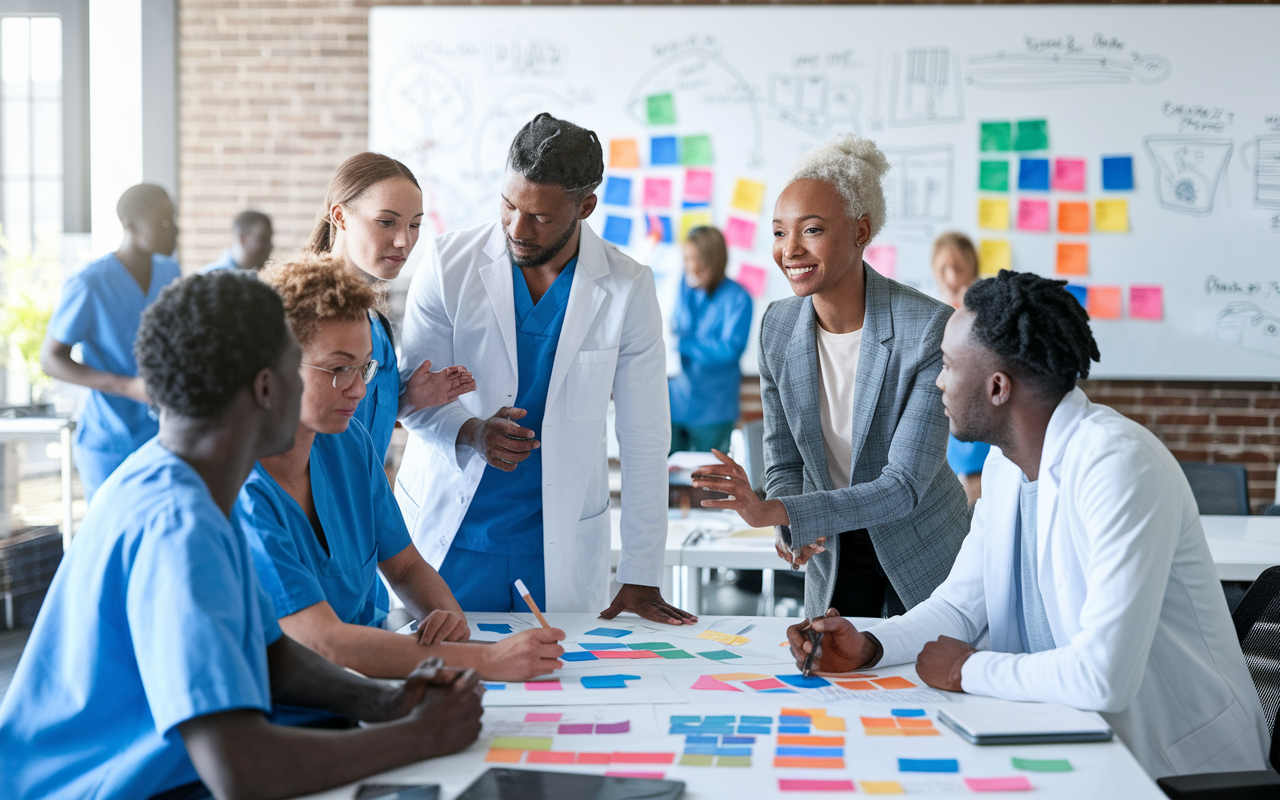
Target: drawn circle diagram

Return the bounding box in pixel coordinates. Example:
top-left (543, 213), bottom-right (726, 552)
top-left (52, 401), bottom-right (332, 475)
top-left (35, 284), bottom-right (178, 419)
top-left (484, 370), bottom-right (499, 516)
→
top-left (1133, 54), bottom-right (1171, 85)
top-left (385, 60), bottom-right (472, 150)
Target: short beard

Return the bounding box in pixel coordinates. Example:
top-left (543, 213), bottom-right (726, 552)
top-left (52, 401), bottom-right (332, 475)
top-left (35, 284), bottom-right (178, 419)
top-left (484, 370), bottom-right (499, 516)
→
top-left (507, 218), bottom-right (578, 269)
top-left (949, 398), bottom-right (1003, 450)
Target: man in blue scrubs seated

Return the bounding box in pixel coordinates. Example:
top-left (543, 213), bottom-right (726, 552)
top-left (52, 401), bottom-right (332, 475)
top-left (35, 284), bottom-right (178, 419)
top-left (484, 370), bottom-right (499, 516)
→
top-left (787, 271), bottom-right (1270, 778)
top-left (243, 254), bottom-right (564, 684)
top-left (0, 271), bottom-right (483, 800)
top-left (669, 225), bottom-right (753, 454)
top-left (200, 209), bottom-right (274, 273)
top-left (40, 183), bottom-right (182, 499)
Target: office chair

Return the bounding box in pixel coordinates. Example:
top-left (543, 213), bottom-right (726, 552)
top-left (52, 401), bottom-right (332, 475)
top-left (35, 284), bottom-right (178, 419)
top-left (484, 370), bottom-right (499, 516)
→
top-left (1180, 462), bottom-right (1252, 516)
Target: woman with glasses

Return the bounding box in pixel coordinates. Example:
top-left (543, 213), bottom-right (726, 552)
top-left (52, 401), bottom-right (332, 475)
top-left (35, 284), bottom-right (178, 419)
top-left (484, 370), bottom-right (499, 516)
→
top-left (236, 254), bottom-right (564, 702)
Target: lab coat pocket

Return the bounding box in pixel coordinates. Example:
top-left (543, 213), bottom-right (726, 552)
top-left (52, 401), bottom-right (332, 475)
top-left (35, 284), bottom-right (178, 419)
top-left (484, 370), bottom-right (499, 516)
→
top-left (576, 507), bottom-right (612, 606)
top-left (566, 348), bottom-right (618, 422)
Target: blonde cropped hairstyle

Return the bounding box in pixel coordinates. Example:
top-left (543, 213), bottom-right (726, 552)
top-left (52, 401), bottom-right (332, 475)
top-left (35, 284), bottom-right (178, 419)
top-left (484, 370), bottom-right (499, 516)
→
top-left (785, 134), bottom-right (891, 240)
top-left (258, 252), bottom-right (382, 346)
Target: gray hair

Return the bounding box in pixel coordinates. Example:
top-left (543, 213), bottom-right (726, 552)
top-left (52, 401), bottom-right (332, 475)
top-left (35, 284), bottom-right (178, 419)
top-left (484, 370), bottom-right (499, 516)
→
top-left (785, 134), bottom-right (890, 240)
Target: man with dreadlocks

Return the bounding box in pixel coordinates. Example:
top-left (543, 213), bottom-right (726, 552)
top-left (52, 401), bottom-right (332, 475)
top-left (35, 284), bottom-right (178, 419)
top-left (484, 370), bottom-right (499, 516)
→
top-left (787, 270), bottom-right (1269, 778)
top-left (395, 113), bottom-right (695, 626)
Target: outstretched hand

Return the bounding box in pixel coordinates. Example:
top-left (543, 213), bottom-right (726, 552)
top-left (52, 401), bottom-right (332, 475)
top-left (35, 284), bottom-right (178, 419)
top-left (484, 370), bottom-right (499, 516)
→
top-left (690, 450), bottom-right (789, 528)
top-left (785, 608), bottom-right (881, 673)
top-left (400, 359), bottom-right (475, 415)
top-left (600, 584), bottom-right (698, 626)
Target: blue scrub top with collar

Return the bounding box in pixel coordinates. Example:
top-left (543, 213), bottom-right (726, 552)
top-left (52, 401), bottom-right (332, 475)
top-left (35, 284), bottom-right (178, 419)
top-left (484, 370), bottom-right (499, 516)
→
top-left (199, 249), bottom-right (239, 273)
top-left (947, 435), bottom-right (991, 476)
top-left (669, 277), bottom-right (753, 427)
top-left (0, 439), bottom-right (281, 800)
top-left (452, 257), bottom-right (578, 559)
top-left (352, 311), bottom-right (399, 466)
top-left (235, 418), bottom-right (412, 629)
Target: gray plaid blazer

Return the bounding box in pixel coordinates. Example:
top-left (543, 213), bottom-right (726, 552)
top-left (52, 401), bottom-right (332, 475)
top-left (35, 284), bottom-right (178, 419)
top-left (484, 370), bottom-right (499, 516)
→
top-left (759, 265), bottom-right (970, 618)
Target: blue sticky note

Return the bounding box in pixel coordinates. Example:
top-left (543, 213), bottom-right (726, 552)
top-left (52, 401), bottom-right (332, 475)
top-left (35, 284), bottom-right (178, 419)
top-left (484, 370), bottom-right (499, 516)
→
top-left (891, 709), bottom-right (926, 718)
top-left (683, 744), bottom-right (719, 756)
top-left (737, 725), bottom-right (772, 734)
top-left (682, 201), bottom-right (710, 210)
top-left (1018, 158), bottom-right (1051, 191)
top-left (899, 758), bottom-right (960, 773)
top-left (584, 627), bottom-right (631, 638)
top-left (777, 746), bottom-right (846, 758)
top-left (686, 734), bottom-right (719, 744)
top-left (483, 683), bottom-right (506, 690)
top-left (651, 136), bottom-right (679, 165)
top-left (700, 726), bottom-right (736, 735)
top-left (778, 726), bottom-right (811, 734)
top-left (714, 747), bottom-right (754, 757)
top-left (761, 688), bottom-right (797, 694)
top-left (580, 642), bottom-right (627, 650)
top-left (559, 651), bottom-right (598, 662)
top-left (778, 716), bottom-right (810, 724)
top-left (602, 216), bottom-right (632, 247)
top-left (670, 725), bottom-right (705, 735)
top-left (705, 716), bottom-right (736, 724)
top-left (647, 214), bottom-right (672, 244)
top-left (604, 176), bottom-right (632, 207)
top-left (777, 675), bottom-right (831, 689)
top-left (722, 736), bottom-right (756, 745)
top-left (581, 673), bottom-right (639, 689)
top-left (1065, 284), bottom-right (1087, 308)
top-left (741, 716), bottom-right (773, 725)
top-left (477, 623), bottom-right (513, 634)
top-left (1102, 156), bottom-right (1134, 190)
top-left (672, 716), bottom-right (702, 724)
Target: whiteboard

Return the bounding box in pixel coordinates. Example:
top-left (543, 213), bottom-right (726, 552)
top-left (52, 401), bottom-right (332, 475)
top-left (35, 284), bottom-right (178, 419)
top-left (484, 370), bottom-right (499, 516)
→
top-left (370, 6), bottom-right (1280, 379)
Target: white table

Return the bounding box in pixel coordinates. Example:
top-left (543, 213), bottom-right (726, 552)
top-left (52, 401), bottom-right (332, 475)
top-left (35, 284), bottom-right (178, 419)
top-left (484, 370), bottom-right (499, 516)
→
top-left (300, 613), bottom-right (1163, 800)
top-left (0, 417), bottom-right (76, 550)
top-left (1202, 515), bottom-right (1280, 581)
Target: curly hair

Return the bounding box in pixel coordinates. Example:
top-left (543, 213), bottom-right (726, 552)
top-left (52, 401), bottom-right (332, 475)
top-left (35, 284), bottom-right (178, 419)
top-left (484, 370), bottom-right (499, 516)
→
top-left (135, 271), bottom-right (289, 419)
top-left (507, 113), bottom-right (604, 200)
top-left (964, 270), bottom-right (1100, 397)
top-left (785, 134), bottom-right (891, 240)
top-left (258, 252), bottom-right (382, 346)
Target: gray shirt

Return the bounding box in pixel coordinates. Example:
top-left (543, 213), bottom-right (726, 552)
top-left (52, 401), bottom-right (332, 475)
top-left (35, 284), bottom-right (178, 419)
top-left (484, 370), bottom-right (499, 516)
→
top-left (1014, 475), bottom-right (1056, 653)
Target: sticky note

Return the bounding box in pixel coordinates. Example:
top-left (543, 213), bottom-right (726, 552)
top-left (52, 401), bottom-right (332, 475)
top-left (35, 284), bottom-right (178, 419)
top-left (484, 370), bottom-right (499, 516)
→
top-left (1012, 757), bottom-right (1073, 772)
top-left (646, 214), bottom-right (672, 244)
top-left (861, 717), bottom-right (898, 728)
top-left (895, 718), bottom-right (934, 729)
top-left (979, 240), bottom-right (1011, 276)
top-left (864, 244), bottom-right (896, 278)
top-left (526, 751), bottom-right (577, 764)
top-left (736, 263), bottom-right (767, 299)
top-left (609, 139), bottom-right (640, 169)
top-left (1056, 243), bottom-right (1088, 276)
top-left (716, 755), bottom-right (752, 767)
top-left (582, 674), bottom-right (639, 689)
top-left (777, 674), bottom-right (831, 689)
top-left (979, 160), bottom-right (1009, 192)
top-left (578, 752), bottom-right (612, 764)
top-left (1065, 284), bottom-right (1087, 307)
top-left (965, 776), bottom-right (1034, 792)
top-left (1095, 199), bottom-right (1129, 232)
top-left (837, 680), bottom-right (875, 690)
top-left (493, 736), bottom-right (552, 751)
top-left (602, 216), bottom-right (632, 247)
top-left (861, 782), bottom-right (905, 794)
top-left (585, 627), bottom-right (630, 638)
top-left (744, 677), bottom-right (788, 691)
top-left (1017, 199), bottom-right (1050, 232)
top-left (1054, 158), bottom-right (1086, 192)
top-left (779, 779), bottom-right (856, 792)
top-left (580, 642), bottom-right (627, 650)
top-left (594, 649), bottom-right (659, 659)
top-left (899, 758), bottom-right (959, 773)
top-left (811, 717), bottom-right (846, 732)
top-left (478, 623), bottom-right (513, 634)
top-left (646, 92), bottom-right (676, 125)
top-left (731, 178), bottom-right (766, 214)
top-left (696, 629), bottom-right (750, 646)
top-left (486, 748), bottom-right (524, 763)
top-left (607, 770), bottom-right (666, 779)
top-left (680, 753), bottom-right (715, 766)
top-left (773, 756), bottom-right (846, 769)
top-left (777, 746), bottom-right (845, 758)
top-left (484, 683), bottom-right (506, 690)
top-left (526, 680), bottom-right (562, 691)
top-left (872, 676), bottom-right (917, 690)
top-left (711, 672), bottom-right (770, 681)
top-left (724, 217), bottom-right (756, 249)
top-left (980, 122), bottom-right (1013, 152)
top-left (979, 199), bottom-right (1010, 230)
top-left (738, 725), bottom-right (772, 734)
top-left (698, 649), bottom-right (741, 661)
top-left (642, 178), bottom-right (672, 208)
top-left (890, 709), bottom-right (925, 717)
top-left (680, 210), bottom-right (713, 243)
top-left (560, 651), bottom-right (597, 662)
top-left (1130, 285), bottom-right (1163, 321)
top-left (610, 752), bottom-right (676, 764)
top-left (1015, 119), bottom-right (1049, 151)
top-left (721, 736), bottom-right (756, 744)
top-left (779, 735), bottom-right (845, 746)
top-left (692, 675), bottom-right (743, 691)
top-left (681, 135), bottom-right (714, 166)
top-left (525, 712), bottom-right (561, 722)
top-left (650, 136), bottom-right (679, 166)
top-left (1057, 201), bottom-right (1090, 233)
top-left (1087, 286), bottom-right (1123, 320)
top-left (628, 642), bottom-right (675, 650)
top-left (558, 723), bottom-right (593, 734)
top-left (655, 649), bottom-right (695, 659)
top-left (1018, 158), bottom-right (1051, 191)
top-left (1102, 156), bottom-right (1134, 190)
top-left (604, 176), bottom-right (632, 207)
top-left (684, 169), bottom-right (714, 203)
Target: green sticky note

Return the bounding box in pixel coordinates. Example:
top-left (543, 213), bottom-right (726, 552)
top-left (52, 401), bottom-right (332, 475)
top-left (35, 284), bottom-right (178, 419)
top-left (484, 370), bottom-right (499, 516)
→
top-left (681, 135), bottom-right (713, 165)
top-left (979, 161), bottom-right (1010, 192)
top-left (628, 642), bottom-right (676, 650)
top-left (980, 122), bottom-right (1013, 152)
top-left (1012, 757), bottom-right (1073, 772)
top-left (680, 753), bottom-right (715, 766)
top-left (1015, 120), bottom-right (1049, 151)
top-left (492, 736), bottom-right (552, 751)
top-left (647, 93), bottom-right (676, 125)
top-left (655, 649), bottom-right (696, 659)
top-left (698, 650), bottom-right (741, 661)
top-left (715, 755), bottom-right (753, 767)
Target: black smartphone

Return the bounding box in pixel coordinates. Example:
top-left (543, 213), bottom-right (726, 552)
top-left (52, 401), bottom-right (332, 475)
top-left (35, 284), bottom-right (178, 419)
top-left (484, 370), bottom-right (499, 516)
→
top-left (355, 784), bottom-right (440, 800)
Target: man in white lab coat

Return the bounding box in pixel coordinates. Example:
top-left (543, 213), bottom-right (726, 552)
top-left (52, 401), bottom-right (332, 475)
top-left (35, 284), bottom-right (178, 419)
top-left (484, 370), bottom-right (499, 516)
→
top-left (395, 113), bottom-right (695, 624)
top-left (788, 270), bottom-right (1270, 777)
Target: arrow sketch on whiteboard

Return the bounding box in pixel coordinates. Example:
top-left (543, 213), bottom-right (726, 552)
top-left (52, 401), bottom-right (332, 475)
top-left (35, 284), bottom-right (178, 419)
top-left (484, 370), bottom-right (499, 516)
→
top-left (1218, 302), bottom-right (1280, 359)
top-left (882, 146), bottom-right (953, 223)
top-left (889, 48), bottom-right (964, 127)
top-left (1144, 136), bottom-right (1233, 216)
top-left (965, 52), bottom-right (1170, 90)
top-left (765, 73), bottom-right (861, 136)
top-left (1240, 136), bottom-right (1280, 209)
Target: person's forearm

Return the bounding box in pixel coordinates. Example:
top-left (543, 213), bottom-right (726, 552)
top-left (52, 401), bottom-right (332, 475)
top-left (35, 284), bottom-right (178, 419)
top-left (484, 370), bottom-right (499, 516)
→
top-left (279, 620), bottom-right (443, 682)
top-left (42, 351), bottom-right (137, 397)
top-left (455, 417), bottom-right (481, 449)
top-left (268, 635), bottom-right (405, 720)
top-left (392, 561), bottom-right (465, 622)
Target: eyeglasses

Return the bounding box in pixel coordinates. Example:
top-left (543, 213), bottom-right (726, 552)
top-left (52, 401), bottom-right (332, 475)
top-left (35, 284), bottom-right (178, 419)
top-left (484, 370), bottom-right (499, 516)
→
top-left (301, 359), bottom-right (379, 390)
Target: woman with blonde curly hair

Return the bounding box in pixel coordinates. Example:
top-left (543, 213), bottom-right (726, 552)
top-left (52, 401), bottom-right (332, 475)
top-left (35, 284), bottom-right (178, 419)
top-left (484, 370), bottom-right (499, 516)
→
top-left (235, 254), bottom-right (564, 707)
top-left (692, 135), bottom-right (969, 619)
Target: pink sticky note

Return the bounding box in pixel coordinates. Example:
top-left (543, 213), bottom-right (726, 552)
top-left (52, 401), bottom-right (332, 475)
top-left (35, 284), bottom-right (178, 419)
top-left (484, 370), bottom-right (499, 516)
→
top-left (1016, 199), bottom-right (1050, 232)
top-left (965, 776), bottom-right (1034, 792)
top-left (1130, 285), bottom-right (1163, 320)
top-left (684, 169), bottom-right (713, 203)
top-left (736, 263), bottom-right (768, 299)
top-left (642, 178), bottom-right (672, 208)
top-left (691, 675), bottom-right (743, 691)
top-left (744, 677), bottom-right (789, 690)
top-left (525, 712), bottom-right (562, 722)
top-left (864, 244), bottom-right (897, 278)
top-left (595, 649), bottom-right (660, 659)
top-left (724, 217), bottom-right (757, 249)
top-left (526, 680), bottom-right (563, 691)
top-left (1054, 158), bottom-right (1086, 192)
top-left (779, 779), bottom-right (857, 792)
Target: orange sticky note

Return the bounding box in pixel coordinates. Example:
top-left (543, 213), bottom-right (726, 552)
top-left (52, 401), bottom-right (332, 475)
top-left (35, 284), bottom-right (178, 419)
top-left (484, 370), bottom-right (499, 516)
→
top-left (896, 718), bottom-right (935, 729)
top-left (1057, 201), bottom-right (1090, 234)
top-left (865, 728), bottom-right (906, 736)
top-left (609, 139), bottom-right (640, 169)
top-left (903, 728), bottom-right (942, 736)
top-left (486, 749), bottom-right (524, 763)
top-left (1056, 242), bottom-right (1088, 276)
top-left (872, 676), bottom-right (917, 690)
top-left (812, 716), bottom-right (847, 732)
top-left (1087, 286), bottom-right (1123, 319)
top-left (860, 717), bottom-right (898, 728)
top-left (773, 756), bottom-right (846, 769)
top-left (778, 735), bottom-right (847, 746)
top-left (527, 751), bottom-right (577, 764)
top-left (577, 752), bottom-right (613, 764)
top-left (836, 680), bottom-right (876, 690)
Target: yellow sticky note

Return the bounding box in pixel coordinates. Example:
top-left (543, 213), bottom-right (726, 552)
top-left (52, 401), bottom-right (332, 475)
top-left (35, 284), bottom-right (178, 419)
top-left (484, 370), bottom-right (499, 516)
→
top-left (680, 210), bottom-right (713, 243)
top-left (978, 239), bottom-right (1011, 276)
top-left (861, 781), bottom-right (905, 795)
top-left (978, 198), bottom-right (1010, 230)
top-left (863, 727), bottom-right (906, 736)
top-left (1095, 199), bottom-right (1129, 232)
top-left (731, 178), bottom-right (767, 215)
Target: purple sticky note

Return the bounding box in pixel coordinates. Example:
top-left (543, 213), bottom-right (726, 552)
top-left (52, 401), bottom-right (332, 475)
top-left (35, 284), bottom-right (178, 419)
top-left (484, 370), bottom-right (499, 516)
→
top-left (595, 721), bottom-right (632, 734)
top-left (643, 178), bottom-right (672, 207)
top-left (1053, 158), bottom-right (1086, 192)
top-left (558, 723), bottom-right (594, 734)
top-left (723, 217), bottom-right (757, 249)
top-left (1016, 199), bottom-right (1050, 232)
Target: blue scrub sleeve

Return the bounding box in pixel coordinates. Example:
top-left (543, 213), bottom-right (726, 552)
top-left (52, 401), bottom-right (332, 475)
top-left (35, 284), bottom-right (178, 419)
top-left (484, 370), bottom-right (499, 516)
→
top-left (47, 272), bottom-right (93, 346)
top-left (235, 486), bottom-right (329, 619)
top-left (126, 504), bottom-right (274, 736)
top-left (677, 288), bottom-right (753, 366)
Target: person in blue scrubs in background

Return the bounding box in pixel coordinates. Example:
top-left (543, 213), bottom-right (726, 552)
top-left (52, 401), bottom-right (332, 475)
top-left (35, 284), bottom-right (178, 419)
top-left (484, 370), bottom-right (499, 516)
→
top-left (199, 209), bottom-right (273, 273)
top-left (40, 183), bottom-right (182, 500)
top-left (1, 271), bottom-right (483, 800)
top-left (243, 254), bottom-right (564, 684)
top-left (669, 225), bottom-right (753, 454)
top-left (306, 153), bottom-right (475, 465)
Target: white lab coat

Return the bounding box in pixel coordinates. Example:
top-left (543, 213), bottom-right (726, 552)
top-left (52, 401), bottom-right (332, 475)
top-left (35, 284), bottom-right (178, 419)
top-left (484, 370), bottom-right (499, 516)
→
top-left (870, 388), bottom-right (1270, 777)
top-left (394, 220), bottom-right (670, 612)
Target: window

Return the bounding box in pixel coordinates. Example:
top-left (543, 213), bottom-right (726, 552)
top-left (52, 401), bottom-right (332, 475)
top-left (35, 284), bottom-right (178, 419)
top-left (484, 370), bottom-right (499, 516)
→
top-left (1, 15), bottom-right (62, 252)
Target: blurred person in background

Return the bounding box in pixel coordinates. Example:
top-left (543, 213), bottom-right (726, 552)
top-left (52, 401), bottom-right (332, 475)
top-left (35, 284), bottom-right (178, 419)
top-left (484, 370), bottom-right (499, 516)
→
top-left (200, 209), bottom-right (274, 273)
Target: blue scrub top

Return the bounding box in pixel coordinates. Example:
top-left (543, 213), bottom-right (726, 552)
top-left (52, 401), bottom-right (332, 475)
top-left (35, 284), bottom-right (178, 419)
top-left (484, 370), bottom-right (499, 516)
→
top-left (947, 435), bottom-right (991, 476)
top-left (453, 258), bottom-right (577, 556)
top-left (668, 278), bottom-right (753, 427)
top-left (0, 440), bottom-right (281, 800)
top-left (352, 311), bottom-right (399, 466)
top-left (46, 253), bottom-right (181, 457)
top-left (199, 249), bottom-right (239, 273)
top-left (236, 418), bottom-right (412, 629)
